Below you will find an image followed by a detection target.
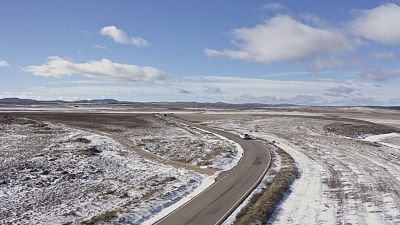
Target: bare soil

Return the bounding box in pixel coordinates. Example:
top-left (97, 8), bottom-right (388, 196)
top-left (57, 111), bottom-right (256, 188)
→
top-left (1, 112), bottom-right (153, 133)
top-left (324, 121), bottom-right (399, 138)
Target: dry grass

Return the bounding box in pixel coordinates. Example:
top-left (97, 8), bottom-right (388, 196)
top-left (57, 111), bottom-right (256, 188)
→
top-left (78, 146), bottom-right (102, 156)
top-left (177, 113), bottom-right (260, 123)
top-left (74, 137), bottom-right (91, 144)
top-left (82, 209), bottom-right (119, 225)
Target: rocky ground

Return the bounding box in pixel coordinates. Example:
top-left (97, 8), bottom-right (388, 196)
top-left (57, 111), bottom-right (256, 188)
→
top-left (0, 114), bottom-right (240, 224)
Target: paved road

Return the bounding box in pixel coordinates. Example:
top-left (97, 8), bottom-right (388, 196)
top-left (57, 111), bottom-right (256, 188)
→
top-left (155, 118), bottom-right (271, 225)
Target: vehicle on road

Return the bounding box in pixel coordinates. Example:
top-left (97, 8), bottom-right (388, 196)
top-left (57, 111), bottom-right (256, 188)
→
top-left (241, 133), bottom-right (251, 139)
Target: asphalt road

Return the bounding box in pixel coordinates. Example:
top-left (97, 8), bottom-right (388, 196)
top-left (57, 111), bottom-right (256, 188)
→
top-left (155, 118), bottom-right (271, 225)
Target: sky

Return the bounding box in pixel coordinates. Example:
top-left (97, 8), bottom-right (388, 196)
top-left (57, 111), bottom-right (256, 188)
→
top-left (1, 0), bottom-right (400, 105)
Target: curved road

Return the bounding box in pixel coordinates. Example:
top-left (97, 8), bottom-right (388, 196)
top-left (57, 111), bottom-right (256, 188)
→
top-left (155, 118), bottom-right (271, 225)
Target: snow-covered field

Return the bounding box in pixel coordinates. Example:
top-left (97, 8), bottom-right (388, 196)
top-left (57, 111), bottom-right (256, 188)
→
top-left (203, 110), bottom-right (323, 116)
top-left (123, 116), bottom-right (240, 171)
top-left (3, 111), bottom-right (399, 225)
top-left (206, 116), bottom-right (400, 225)
top-left (0, 115), bottom-right (241, 224)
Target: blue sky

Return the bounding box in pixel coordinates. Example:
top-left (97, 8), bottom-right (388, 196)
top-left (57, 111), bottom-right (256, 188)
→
top-left (1, 0), bottom-right (400, 105)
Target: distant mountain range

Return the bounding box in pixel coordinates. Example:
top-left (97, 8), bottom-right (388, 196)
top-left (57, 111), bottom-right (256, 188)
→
top-left (0, 98), bottom-right (39, 103)
top-left (1, 97), bottom-right (398, 109)
top-left (0, 98), bottom-right (121, 104)
top-left (0, 97), bottom-right (298, 109)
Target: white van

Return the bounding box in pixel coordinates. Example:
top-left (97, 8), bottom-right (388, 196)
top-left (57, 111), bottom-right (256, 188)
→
top-left (241, 133), bottom-right (251, 139)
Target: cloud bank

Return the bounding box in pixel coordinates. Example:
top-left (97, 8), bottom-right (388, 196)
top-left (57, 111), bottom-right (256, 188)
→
top-left (349, 3), bottom-right (400, 45)
top-left (358, 69), bottom-right (400, 81)
top-left (0, 60), bottom-right (10, 68)
top-left (204, 85), bottom-right (223, 94)
top-left (24, 57), bottom-right (166, 82)
top-left (325, 86), bottom-right (356, 98)
top-left (205, 15), bottom-right (356, 63)
top-left (373, 52), bottom-right (395, 60)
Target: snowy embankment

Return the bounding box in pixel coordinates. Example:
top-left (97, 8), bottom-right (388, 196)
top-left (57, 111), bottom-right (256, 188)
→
top-left (208, 117), bottom-right (400, 225)
top-left (264, 135), bottom-right (335, 224)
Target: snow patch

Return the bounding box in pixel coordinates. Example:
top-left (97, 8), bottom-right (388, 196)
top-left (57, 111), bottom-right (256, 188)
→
top-left (141, 123), bottom-right (244, 225)
top-left (363, 133), bottom-right (400, 143)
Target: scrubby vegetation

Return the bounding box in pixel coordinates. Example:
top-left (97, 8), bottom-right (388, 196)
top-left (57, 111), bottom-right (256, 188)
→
top-left (324, 121), bottom-right (399, 138)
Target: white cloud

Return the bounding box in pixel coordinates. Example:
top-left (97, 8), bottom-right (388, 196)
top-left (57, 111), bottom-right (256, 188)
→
top-left (23, 56), bottom-right (166, 82)
top-left (310, 56), bottom-right (365, 71)
top-left (233, 94), bottom-right (326, 105)
top-left (204, 85), bottom-right (223, 94)
top-left (204, 48), bottom-right (251, 60)
top-left (261, 2), bottom-right (285, 11)
top-left (176, 87), bottom-right (191, 94)
top-left (0, 60), bottom-right (10, 68)
top-left (93, 45), bottom-right (111, 51)
top-left (301, 13), bottom-right (323, 26)
top-left (311, 57), bottom-right (347, 70)
top-left (349, 3), bottom-right (400, 45)
top-left (100, 25), bottom-right (149, 47)
top-left (325, 86), bottom-right (357, 98)
top-left (178, 75), bottom-right (398, 105)
top-left (205, 15), bottom-right (356, 63)
top-left (358, 69), bottom-right (400, 81)
top-left (3, 73), bottom-right (399, 105)
top-left (373, 52), bottom-right (395, 60)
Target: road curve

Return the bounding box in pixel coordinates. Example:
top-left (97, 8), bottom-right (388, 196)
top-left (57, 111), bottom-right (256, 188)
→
top-left (155, 118), bottom-right (271, 225)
